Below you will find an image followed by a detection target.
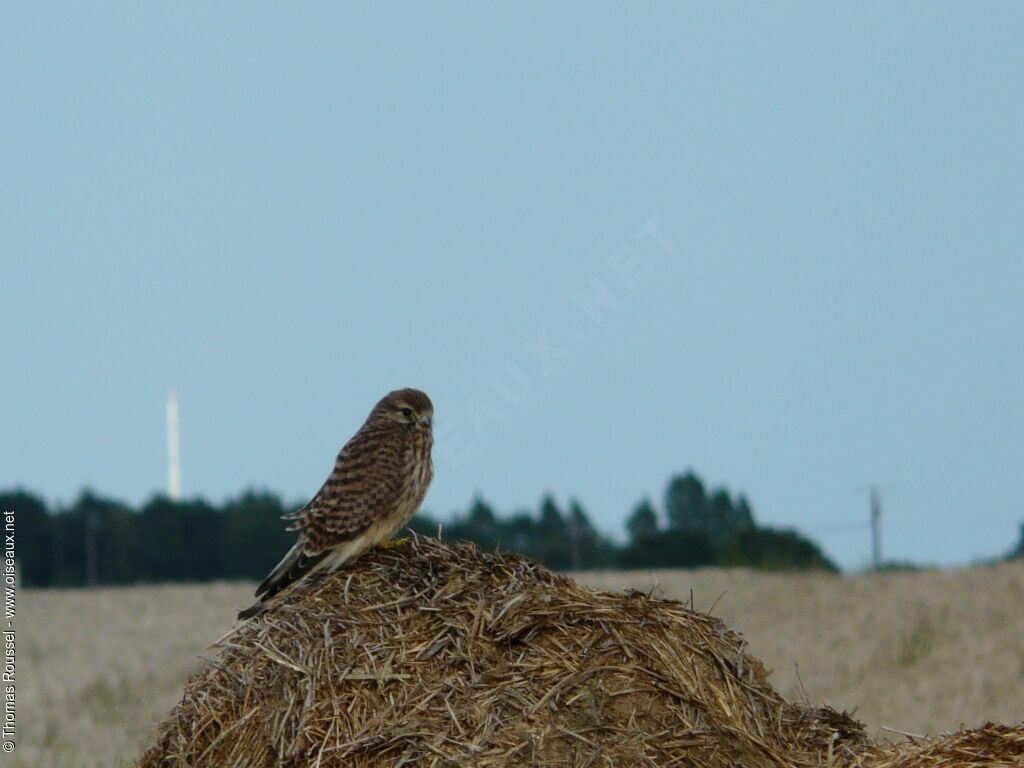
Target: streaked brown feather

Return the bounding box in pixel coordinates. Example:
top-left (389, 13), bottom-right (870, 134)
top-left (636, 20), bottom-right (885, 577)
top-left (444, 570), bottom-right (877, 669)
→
top-left (238, 388), bottom-right (433, 620)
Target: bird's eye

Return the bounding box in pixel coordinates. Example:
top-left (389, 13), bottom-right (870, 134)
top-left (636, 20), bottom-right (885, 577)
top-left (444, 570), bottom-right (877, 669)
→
top-left (400, 407), bottom-right (413, 418)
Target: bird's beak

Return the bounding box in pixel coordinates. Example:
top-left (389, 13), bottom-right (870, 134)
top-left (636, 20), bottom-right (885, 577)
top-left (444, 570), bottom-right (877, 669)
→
top-left (419, 414), bottom-right (433, 427)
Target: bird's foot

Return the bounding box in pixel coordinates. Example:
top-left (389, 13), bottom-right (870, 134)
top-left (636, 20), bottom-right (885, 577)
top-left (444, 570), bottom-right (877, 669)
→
top-left (378, 537), bottom-right (410, 550)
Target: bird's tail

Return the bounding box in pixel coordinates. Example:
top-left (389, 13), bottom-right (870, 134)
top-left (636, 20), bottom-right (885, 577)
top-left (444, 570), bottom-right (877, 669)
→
top-left (237, 540), bottom-right (329, 620)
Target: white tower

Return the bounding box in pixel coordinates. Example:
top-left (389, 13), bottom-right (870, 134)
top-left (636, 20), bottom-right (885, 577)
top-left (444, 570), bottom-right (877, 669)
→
top-left (166, 391), bottom-right (182, 500)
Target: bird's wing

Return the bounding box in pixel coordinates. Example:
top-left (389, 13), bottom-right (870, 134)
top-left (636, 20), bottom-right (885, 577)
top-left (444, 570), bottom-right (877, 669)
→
top-left (286, 428), bottom-right (405, 549)
top-left (249, 538), bottom-right (330, 603)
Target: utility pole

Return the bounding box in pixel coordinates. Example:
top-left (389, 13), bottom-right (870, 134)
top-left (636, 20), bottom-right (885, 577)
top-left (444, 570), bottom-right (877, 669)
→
top-left (85, 509), bottom-right (99, 586)
top-left (870, 486), bottom-right (882, 569)
top-left (52, 510), bottom-right (62, 585)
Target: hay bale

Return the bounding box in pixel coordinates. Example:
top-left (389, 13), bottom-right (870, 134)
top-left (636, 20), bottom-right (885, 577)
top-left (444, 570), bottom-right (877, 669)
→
top-left (136, 537), bottom-right (886, 767)
top-left (848, 724), bottom-right (1024, 768)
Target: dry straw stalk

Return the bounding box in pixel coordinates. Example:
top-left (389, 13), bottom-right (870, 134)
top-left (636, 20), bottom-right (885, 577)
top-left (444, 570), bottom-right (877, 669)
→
top-left (137, 537), bottom-right (1023, 767)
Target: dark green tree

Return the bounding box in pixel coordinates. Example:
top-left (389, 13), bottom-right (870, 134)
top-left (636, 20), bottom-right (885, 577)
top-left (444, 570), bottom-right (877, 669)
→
top-left (222, 490), bottom-right (295, 580)
top-left (705, 489), bottom-right (736, 547)
top-left (1, 465), bottom-right (844, 584)
top-left (502, 511), bottom-right (537, 556)
top-left (62, 490), bottom-right (135, 585)
top-left (620, 528), bottom-right (715, 568)
top-left (1, 489), bottom-right (53, 586)
top-left (665, 471), bottom-right (707, 532)
top-left (448, 497), bottom-right (501, 552)
top-left (720, 527), bottom-right (838, 572)
top-left (730, 494), bottom-right (756, 532)
top-left (132, 495), bottom-right (224, 582)
top-left (405, 511), bottom-right (441, 538)
top-left (625, 498), bottom-right (659, 542)
top-left (536, 495), bottom-right (571, 569)
top-left (1009, 523), bottom-right (1024, 560)
top-left (467, 497), bottom-right (501, 550)
top-left (52, 504), bottom-right (87, 585)
top-left (567, 499), bottom-right (614, 569)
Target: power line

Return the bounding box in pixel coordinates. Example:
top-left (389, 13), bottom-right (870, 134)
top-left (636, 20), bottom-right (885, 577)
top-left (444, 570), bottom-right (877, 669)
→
top-left (803, 520), bottom-right (871, 535)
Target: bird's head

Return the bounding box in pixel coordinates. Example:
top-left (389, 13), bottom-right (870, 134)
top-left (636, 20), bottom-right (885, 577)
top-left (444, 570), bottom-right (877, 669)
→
top-left (373, 388), bottom-right (434, 433)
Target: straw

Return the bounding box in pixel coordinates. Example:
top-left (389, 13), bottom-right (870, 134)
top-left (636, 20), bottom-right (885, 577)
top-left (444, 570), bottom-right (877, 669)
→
top-left (137, 537), bottom-right (1021, 768)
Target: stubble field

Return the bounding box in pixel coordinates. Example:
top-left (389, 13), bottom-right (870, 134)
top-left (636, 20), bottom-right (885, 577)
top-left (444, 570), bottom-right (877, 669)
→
top-left (16, 558), bottom-right (1024, 767)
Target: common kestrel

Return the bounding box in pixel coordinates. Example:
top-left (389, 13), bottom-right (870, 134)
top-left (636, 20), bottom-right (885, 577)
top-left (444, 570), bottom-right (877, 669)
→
top-left (238, 388), bottom-right (434, 619)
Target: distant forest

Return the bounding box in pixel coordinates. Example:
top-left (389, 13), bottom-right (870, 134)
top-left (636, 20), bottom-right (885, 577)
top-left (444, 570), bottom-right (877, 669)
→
top-left (4, 470), bottom-right (843, 588)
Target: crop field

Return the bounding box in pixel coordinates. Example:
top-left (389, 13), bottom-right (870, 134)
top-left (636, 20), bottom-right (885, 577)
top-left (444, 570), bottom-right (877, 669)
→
top-left (15, 558), bottom-right (1024, 767)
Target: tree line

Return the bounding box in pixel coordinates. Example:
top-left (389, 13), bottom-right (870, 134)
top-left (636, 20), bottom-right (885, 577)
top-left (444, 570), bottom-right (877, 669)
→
top-left (4, 470), bottom-right (840, 588)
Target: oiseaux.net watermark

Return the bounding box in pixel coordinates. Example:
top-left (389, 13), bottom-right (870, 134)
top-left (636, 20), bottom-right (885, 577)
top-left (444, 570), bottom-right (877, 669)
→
top-left (434, 214), bottom-right (674, 469)
top-left (3, 509), bottom-right (14, 753)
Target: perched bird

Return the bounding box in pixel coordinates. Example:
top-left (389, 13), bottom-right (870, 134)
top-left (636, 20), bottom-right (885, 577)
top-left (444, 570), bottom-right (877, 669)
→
top-left (238, 388), bottom-right (434, 620)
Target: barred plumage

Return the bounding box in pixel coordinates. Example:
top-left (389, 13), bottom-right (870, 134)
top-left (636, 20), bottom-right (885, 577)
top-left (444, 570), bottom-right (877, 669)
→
top-left (238, 388), bottom-right (433, 619)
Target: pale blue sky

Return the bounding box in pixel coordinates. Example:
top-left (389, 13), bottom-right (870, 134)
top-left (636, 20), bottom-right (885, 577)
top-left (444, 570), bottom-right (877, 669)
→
top-left (3, 4), bottom-right (1022, 570)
